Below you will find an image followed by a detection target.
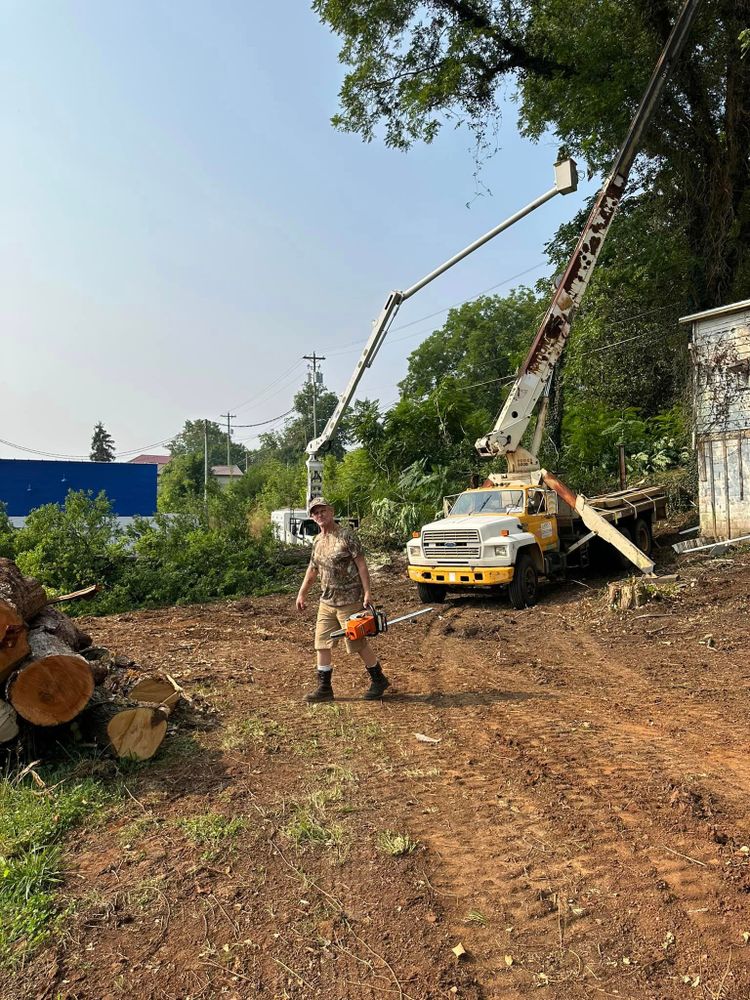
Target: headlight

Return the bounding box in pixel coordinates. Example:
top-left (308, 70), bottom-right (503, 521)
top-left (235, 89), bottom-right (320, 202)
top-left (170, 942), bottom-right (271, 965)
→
top-left (494, 545), bottom-right (508, 556)
top-left (407, 542), bottom-right (421, 554)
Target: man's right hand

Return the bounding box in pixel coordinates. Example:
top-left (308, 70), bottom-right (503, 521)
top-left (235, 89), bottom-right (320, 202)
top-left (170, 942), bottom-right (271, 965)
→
top-left (296, 592), bottom-right (307, 612)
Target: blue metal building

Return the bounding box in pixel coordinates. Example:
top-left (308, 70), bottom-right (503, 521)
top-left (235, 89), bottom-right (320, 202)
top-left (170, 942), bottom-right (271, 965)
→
top-left (0, 459), bottom-right (157, 518)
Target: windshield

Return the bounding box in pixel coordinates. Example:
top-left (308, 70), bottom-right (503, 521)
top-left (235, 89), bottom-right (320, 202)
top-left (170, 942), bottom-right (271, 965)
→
top-left (450, 490), bottom-right (524, 515)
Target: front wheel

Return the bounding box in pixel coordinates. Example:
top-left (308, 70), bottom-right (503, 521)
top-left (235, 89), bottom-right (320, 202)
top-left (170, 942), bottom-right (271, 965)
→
top-left (508, 552), bottom-right (538, 609)
top-left (416, 581), bottom-right (447, 604)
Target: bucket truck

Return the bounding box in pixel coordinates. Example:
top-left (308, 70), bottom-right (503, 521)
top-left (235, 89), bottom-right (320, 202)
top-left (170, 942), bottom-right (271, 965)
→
top-left (408, 0), bottom-right (699, 604)
top-left (272, 157), bottom-right (579, 544)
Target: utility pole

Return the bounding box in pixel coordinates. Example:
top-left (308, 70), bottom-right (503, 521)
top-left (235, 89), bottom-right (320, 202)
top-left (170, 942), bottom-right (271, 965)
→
top-left (203, 419), bottom-right (209, 502)
top-left (220, 412), bottom-right (236, 478)
top-left (303, 352), bottom-right (325, 439)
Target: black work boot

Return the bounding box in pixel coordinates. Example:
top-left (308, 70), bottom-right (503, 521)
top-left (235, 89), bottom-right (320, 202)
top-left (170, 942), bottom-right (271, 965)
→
top-left (305, 669), bottom-right (334, 703)
top-left (364, 663), bottom-right (390, 700)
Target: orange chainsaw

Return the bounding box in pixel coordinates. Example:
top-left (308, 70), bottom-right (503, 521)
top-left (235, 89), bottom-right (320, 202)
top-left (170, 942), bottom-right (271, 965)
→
top-left (329, 604), bottom-right (433, 642)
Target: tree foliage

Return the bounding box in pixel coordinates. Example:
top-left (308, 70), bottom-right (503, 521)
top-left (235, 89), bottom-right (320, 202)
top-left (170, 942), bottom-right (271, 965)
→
top-left (254, 379), bottom-right (350, 465)
top-left (169, 419), bottom-right (246, 468)
top-left (315, 0), bottom-right (750, 307)
top-left (15, 491), bottom-right (124, 593)
top-left (90, 422), bottom-right (115, 462)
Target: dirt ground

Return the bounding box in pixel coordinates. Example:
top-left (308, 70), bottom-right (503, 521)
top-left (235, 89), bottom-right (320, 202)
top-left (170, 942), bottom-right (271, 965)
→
top-left (6, 542), bottom-right (750, 1000)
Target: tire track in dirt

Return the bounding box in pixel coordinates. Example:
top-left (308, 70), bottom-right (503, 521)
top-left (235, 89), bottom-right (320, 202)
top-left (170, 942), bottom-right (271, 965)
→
top-left (377, 598), bottom-right (750, 999)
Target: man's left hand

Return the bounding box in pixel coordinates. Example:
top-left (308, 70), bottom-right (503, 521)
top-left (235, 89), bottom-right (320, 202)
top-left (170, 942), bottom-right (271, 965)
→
top-left (363, 590), bottom-right (372, 607)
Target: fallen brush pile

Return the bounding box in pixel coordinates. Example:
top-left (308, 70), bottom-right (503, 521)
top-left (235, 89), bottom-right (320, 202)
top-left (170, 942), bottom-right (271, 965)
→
top-left (0, 558), bottom-right (188, 761)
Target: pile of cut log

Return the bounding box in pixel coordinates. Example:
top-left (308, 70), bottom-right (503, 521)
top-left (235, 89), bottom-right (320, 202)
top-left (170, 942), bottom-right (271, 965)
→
top-left (0, 558), bottom-right (186, 761)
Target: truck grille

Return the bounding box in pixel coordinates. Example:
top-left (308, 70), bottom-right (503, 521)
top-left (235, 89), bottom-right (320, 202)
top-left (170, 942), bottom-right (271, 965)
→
top-left (422, 529), bottom-right (481, 563)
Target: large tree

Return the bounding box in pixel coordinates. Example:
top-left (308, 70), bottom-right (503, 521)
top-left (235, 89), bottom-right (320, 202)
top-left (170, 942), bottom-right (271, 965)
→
top-left (252, 378), bottom-right (350, 466)
top-left (314, 0), bottom-right (750, 307)
top-left (169, 419), bottom-right (246, 468)
top-left (90, 422), bottom-right (115, 462)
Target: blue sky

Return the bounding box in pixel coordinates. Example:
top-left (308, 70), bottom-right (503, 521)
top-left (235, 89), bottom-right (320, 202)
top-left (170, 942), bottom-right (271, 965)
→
top-left (1, 1), bottom-right (598, 459)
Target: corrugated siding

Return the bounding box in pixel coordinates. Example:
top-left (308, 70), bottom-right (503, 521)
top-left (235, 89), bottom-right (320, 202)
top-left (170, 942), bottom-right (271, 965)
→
top-left (697, 434), bottom-right (750, 540)
top-left (692, 302), bottom-right (750, 539)
top-left (693, 307), bottom-right (750, 435)
top-left (0, 459), bottom-right (157, 517)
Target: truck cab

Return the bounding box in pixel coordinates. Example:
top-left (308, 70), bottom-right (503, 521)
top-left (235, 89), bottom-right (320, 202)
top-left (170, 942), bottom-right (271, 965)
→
top-left (406, 482), bottom-right (560, 608)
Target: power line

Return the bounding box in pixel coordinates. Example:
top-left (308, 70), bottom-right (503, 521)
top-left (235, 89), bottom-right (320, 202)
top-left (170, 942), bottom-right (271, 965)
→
top-left (322, 261), bottom-right (548, 359)
top-left (228, 359), bottom-right (306, 413)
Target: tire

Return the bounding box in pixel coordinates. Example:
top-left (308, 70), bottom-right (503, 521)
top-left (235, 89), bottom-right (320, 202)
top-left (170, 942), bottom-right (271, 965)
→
top-left (508, 551), bottom-right (538, 609)
top-left (615, 524), bottom-right (634, 569)
top-left (633, 516), bottom-right (653, 556)
top-left (416, 581), bottom-right (447, 604)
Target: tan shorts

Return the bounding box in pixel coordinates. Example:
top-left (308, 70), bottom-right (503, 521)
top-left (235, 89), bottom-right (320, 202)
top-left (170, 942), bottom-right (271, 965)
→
top-left (315, 601), bottom-right (368, 653)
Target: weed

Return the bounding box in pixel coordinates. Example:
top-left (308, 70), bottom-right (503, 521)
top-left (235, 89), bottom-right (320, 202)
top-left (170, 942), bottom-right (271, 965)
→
top-left (282, 807), bottom-right (343, 849)
top-left (466, 910), bottom-right (487, 926)
top-left (377, 830), bottom-right (419, 857)
top-left (325, 764), bottom-right (356, 785)
top-left (177, 813), bottom-right (245, 847)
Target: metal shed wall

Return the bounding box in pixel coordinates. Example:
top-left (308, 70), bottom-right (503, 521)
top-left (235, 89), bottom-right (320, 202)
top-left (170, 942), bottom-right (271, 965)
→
top-left (0, 460), bottom-right (158, 517)
top-left (682, 301), bottom-right (750, 539)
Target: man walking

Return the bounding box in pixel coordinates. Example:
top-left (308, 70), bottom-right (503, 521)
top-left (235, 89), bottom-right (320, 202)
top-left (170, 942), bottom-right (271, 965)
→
top-left (295, 497), bottom-right (390, 703)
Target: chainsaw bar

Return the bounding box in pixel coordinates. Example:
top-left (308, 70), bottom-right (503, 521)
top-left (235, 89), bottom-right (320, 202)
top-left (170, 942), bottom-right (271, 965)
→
top-left (386, 607), bottom-right (434, 627)
top-left (329, 606), bottom-right (433, 638)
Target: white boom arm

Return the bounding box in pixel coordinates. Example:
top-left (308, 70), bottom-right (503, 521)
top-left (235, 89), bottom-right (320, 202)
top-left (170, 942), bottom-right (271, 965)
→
top-left (305, 159), bottom-right (578, 504)
top-left (475, 0), bottom-right (700, 473)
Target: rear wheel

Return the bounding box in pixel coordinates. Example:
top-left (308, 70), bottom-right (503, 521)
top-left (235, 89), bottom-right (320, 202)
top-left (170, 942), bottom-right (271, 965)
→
top-left (615, 524), bottom-right (634, 568)
top-left (633, 516), bottom-right (653, 556)
top-left (416, 581), bottom-right (447, 604)
top-left (508, 552), bottom-right (538, 609)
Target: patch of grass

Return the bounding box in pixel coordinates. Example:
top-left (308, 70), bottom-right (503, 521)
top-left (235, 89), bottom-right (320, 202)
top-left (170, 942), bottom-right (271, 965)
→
top-left (220, 714), bottom-right (286, 751)
top-left (177, 813), bottom-right (245, 848)
top-left (404, 767), bottom-right (441, 779)
top-left (282, 806), bottom-right (344, 849)
top-left (155, 732), bottom-right (203, 762)
top-left (118, 815), bottom-right (161, 847)
top-left (466, 909), bottom-right (487, 926)
top-left (0, 769), bottom-right (114, 967)
top-left (376, 830), bottom-right (419, 857)
top-left (307, 704), bottom-right (384, 749)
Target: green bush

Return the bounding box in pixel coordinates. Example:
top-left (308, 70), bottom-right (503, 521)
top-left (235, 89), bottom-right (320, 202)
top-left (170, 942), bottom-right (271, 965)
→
top-left (0, 503), bottom-right (14, 559)
top-left (14, 491), bottom-right (126, 594)
top-left (92, 497), bottom-right (294, 614)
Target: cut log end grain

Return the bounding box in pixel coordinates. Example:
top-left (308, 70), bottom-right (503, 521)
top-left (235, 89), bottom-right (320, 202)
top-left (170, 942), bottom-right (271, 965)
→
top-left (0, 602), bottom-right (30, 684)
top-left (0, 700), bottom-right (19, 743)
top-left (8, 655), bottom-right (94, 726)
top-left (128, 674), bottom-right (183, 713)
top-left (107, 706), bottom-right (168, 760)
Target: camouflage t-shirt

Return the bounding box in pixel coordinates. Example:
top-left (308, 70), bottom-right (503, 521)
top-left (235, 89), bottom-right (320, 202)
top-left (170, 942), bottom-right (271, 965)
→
top-left (309, 526), bottom-right (365, 608)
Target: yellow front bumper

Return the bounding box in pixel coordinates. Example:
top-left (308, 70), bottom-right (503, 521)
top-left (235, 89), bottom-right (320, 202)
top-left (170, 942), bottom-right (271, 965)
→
top-left (407, 564), bottom-right (514, 586)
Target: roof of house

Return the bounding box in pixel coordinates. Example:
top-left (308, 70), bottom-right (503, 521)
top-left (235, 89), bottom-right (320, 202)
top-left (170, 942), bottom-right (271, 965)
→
top-left (679, 299), bottom-right (750, 325)
top-left (128, 454), bottom-right (172, 466)
top-left (211, 465), bottom-right (243, 477)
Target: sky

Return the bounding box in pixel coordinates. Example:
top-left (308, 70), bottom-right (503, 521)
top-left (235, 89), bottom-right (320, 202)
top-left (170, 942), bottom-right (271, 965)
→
top-left (1, 1), bottom-right (599, 460)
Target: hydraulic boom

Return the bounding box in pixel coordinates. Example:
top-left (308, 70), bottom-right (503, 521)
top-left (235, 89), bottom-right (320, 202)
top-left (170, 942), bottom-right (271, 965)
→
top-left (475, 0), bottom-right (700, 473)
top-left (304, 159), bottom-right (579, 506)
